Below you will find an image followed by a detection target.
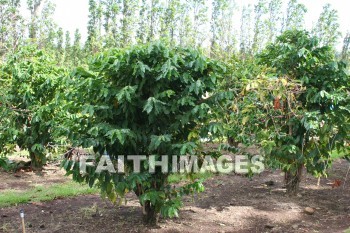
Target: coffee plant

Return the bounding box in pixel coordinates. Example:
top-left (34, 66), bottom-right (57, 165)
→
top-left (61, 42), bottom-right (225, 225)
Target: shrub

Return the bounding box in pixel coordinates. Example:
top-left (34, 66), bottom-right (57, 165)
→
top-left (61, 42), bottom-right (224, 225)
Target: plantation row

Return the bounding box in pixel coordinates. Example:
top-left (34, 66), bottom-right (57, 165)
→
top-left (0, 30), bottom-right (349, 225)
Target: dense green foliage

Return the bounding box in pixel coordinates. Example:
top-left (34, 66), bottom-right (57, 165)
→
top-left (61, 42), bottom-right (223, 224)
top-left (258, 30), bottom-right (350, 165)
top-left (0, 46), bottom-right (66, 168)
top-left (222, 30), bottom-right (350, 194)
top-left (0, 0), bottom-right (349, 227)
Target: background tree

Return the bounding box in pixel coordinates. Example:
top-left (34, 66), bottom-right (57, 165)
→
top-left (159, 0), bottom-right (180, 44)
top-left (239, 4), bottom-right (253, 56)
top-left (190, 0), bottom-right (208, 47)
top-left (312, 3), bottom-right (341, 47)
top-left (210, 0), bottom-right (237, 58)
top-left (177, 2), bottom-right (192, 46)
top-left (0, 0), bottom-right (24, 58)
top-left (27, 0), bottom-right (44, 40)
top-left (36, 0), bottom-right (57, 49)
top-left (148, 0), bottom-right (162, 42)
top-left (267, 0), bottom-right (283, 42)
top-left (103, 0), bottom-right (121, 47)
top-left (283, 0), bottom-right (307, 31)
top-left (121, 0), bottom-right (138, 45)
top-left (2, 0), bottom-right (348, 62)
top-left (341, 32), bottom-right (350, 62)
top-left (63, 30), bottom-right (71, 65)
top-left (86, 0), bottom-right (102, 53)
top-left (55, 27), bottom-right (63, 63)
top-left (71, 29), bottom-right (83, 66)
top-left (252, 0), bottom-right (268, 54)
top-left (137, 0), bottom-right (150, 43)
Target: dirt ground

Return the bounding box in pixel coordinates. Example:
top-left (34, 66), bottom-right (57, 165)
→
top-left (0, 162), bottom-right (68, 191)
top-left (0, 159), bottom-right (349, 233)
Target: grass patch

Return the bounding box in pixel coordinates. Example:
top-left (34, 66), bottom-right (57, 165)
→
top-left (0, 181), bottom-right (98, 208)
top-left (168, 172), bottom-right (212, 184)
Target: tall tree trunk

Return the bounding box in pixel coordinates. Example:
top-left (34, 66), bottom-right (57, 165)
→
top-left (143, 201), bottom-right (159, 226)
top-left (29, 0), bottom-right (43, 40)
top-left (148, 0), bottom-right (155, 42)
top-left (121, 0), bottom-right (129, 44)
top-left (285, 163), bottom-right (303, 195)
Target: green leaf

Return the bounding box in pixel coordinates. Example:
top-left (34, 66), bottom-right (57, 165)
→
top-left (149, 134), bottom-right (172, 151)
top-left (143, 97), bottom-right (166, 115)
top-left (116, 86), bottom-right (137, 103)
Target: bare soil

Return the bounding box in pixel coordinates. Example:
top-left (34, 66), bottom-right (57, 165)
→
top-left (0, 159), bottom-right (349, 233)
top-left (0, 163), bottom-right (68, 191)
